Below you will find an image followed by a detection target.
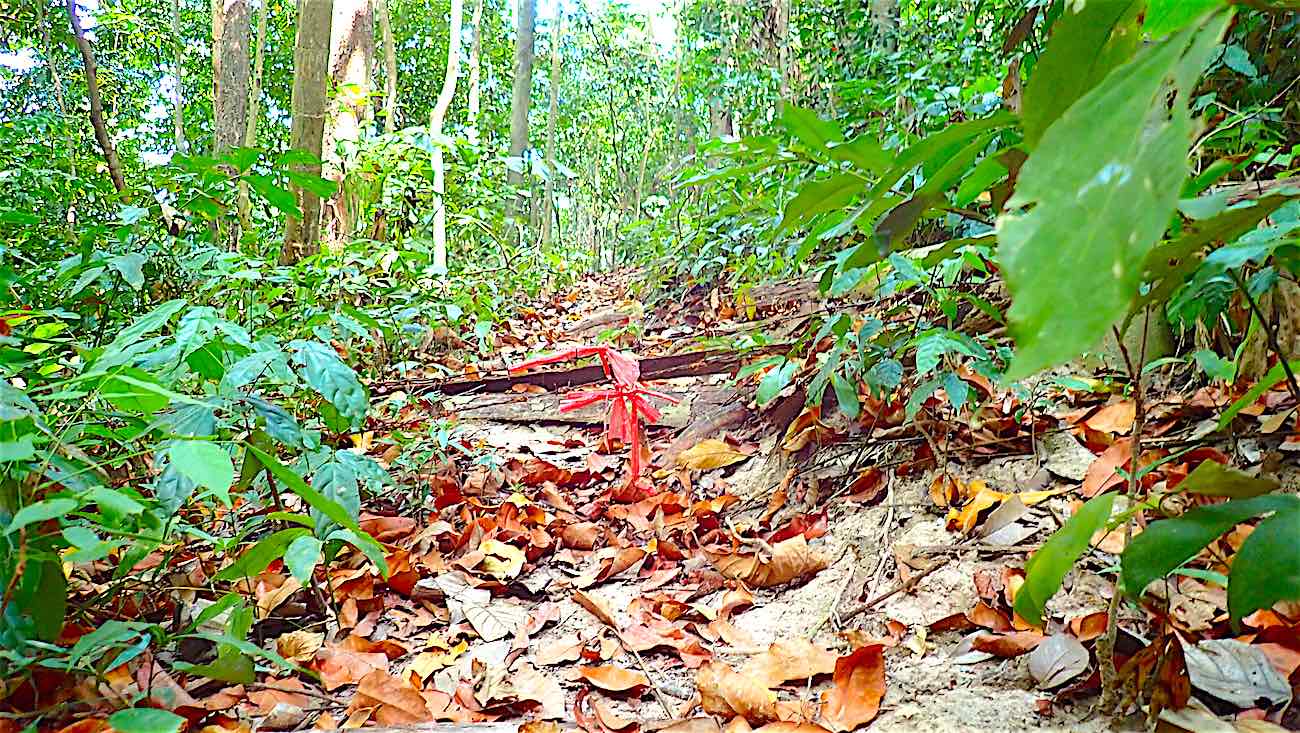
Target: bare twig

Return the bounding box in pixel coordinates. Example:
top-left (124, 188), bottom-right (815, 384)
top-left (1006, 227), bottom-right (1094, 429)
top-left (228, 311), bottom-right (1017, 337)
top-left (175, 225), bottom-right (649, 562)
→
top-left (839, 558), bottom-right (951, 623)
top-left (1229, 268), bottom-right (1300, 405)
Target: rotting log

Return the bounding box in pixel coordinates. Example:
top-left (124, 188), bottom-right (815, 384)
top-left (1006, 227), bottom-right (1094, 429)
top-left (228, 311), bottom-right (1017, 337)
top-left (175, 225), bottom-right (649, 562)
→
top-left (371, 345), bottom-right (788, 397)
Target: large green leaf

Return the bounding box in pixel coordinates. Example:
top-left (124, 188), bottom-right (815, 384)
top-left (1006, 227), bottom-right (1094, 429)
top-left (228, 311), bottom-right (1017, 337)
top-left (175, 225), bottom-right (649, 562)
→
top-left (214, 527), bottom-right (310, 581)
top-left (780, 104), bottom-right (843, 158)
top-left (5, 498), bottom-right (78, 535)
top-left (246, 174), bottom-right (301, 218)
top-left (1120, 494), bottom-right (1299, 599)
top-left (108, 709), bottom-right (185, 733)
top-left (1176, 460), bottom-right (1279, 499)
top-left (284, 535), bottom-right (322, 584)
top-left (1228, 507), bottom-right (1300, 624)
top-left (1014, 493), bottom-right (1116, 626)
top-left (168, 440), bottom-right (235, 503)
top-left (244, 444), bottom-right (360, 531)
top-left (1146, 0), bottom-right (1225, 37)
top-left (1021, 0), bottom-right (1143, 150)
top-left (998, 15), bottom-right (1230, 379)
top-left (780, 173), bottom-right (865, 231)
top-left (289, 340), bottom-right (368, 431)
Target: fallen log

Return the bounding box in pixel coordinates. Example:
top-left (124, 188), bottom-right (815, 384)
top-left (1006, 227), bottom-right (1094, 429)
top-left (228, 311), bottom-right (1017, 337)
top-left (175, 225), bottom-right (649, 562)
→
top-left (371, 345), bottom-right (788, 397)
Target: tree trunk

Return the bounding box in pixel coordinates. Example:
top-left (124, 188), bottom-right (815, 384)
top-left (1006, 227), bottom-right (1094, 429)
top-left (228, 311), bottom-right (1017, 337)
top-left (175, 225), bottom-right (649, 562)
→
top-left (466, 0), bottom-right (484, 146)
top-left (869, 0), bottom-right (898, 53)
top-left (213, 0), bottom-right (250, 155)
top-left (776, 0), bottom-right (790, 107)
top-left (171, 0), bottom-right (186, 151)
top-left (377, 0), bottom-right (398, 133)
top-left (507, 0), bottom-right (536, 220)
top-left (541, 11), bottom-right (563, 250)
top-left (430, 0), bottom-right (464, 275)
top-left (237, 0), bottom-right (270, 227)
top-left (67, 0), bottom-right (126, 195)
top-left (322, 0), bottom-right (374, 245)
top-left (281, 0), bottom-right (335, 264)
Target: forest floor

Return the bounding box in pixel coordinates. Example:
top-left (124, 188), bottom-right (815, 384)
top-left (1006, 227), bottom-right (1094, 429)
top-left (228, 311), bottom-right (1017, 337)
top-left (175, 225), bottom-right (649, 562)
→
top-left (235, 271), bottom-right (1298, 733)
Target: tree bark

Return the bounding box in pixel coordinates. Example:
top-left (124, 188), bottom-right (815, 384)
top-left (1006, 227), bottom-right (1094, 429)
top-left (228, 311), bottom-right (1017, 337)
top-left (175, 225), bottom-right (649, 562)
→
top-left (322, 0), bottom-right (373, 245)
top-left (430, 0), bottom-right (464, 275)
top-left (213, 0), bottom-right (250, 155)
top-left (377, 0), bottom-right (398, 133)
top-left (67, 0), bottom-right (126, 194)
top-left (171, 0), bottom-right (186, 151)
top-left (507, 0), bottom-right (536, 217)
top-left (466, 0), bottom-right (484, 146)
top-left (281, 0), bottom-right (335, 264)
top-left (869, 0), bottom-right (898, 53)
top-left (237, 0), bottom-right (270, 227)
top-left (541, 11), bottom-right (563, 250)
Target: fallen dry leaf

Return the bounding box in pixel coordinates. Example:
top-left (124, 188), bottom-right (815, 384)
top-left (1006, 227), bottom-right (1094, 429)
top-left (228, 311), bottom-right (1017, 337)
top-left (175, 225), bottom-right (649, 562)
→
top-left (574, 589), bottom-right (622, 629)
top-left (592, 696), bottom-right (637, 730)
top-left (740, 638), bottom-right (837, 687)
top-left (275, 629), bottom-right (325, 664)
top-left (315, 646), bottom-right (389, 691)
top-left (1085, 401), bottom-right (1136, 434)
top-left (696, 661), bottom-right (777, 723)
top-left (1027, 634), bottom-right (1089, 689)
top-left (352, 669), bottom-right (430, 726)
top-left (478, 539), bottom-right (526, 579)
top-left (709, 535), bottom-right (828, 587)
top-left (820, 645), bottom-right (885, 732)
top-left (971, 631), bottom-right (1044, 657)
top-left (678, 438), bottom-right (749, 470)
top-left (577, 664), bottom-right (650, 692)
top-left (1081, 438), bottom-right (1132, 497)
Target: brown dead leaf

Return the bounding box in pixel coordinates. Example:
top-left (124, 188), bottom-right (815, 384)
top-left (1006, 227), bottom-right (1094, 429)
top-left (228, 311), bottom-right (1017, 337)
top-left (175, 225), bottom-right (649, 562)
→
top-left (971, 631), bottom-right (1044, 657)
top-left (696, 661), bottom-right (777, 723)
top-left (592, 697), bottom-right (637, 731)
top-left (353, 670), bottom-right (430, 726)
top-left (1081, 438), bottom-right (1132, 497)
top-left (315, 647), bottom-right (389, 691)
top-left (248, 678), bottom-right (313, 714)
top-left (658, 720), bottom-right (722, 733)
top-left (679, 438), bottom-right (749, 470)
top-left (1086, 401), bottom-right (1136, 434)
top-left (573, 590), bottom-right (621, 629)
top-left (478, 539), bottom-right (526, 579)
top-left (740, 639), bottom-right (837, 687)
top-left (577, 664), bottom-right (649, 692)
top-left (753, 725), bottom-right (832, 733)
top-left (820, 645), bottom-right (885, 732)
top-left (275, 630), bottom-right (325, 664)
top-left (709, 535), bottom-right (828, 587)
top-left (535, 635), bottom-right (586, 665)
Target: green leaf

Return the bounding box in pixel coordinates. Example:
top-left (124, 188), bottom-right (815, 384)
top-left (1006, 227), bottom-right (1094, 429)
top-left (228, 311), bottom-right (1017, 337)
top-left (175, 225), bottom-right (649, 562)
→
top-left (1217, 360), bottom-right (1300, 429)
top-left (244, 444), bottom-right (361, 532)
top-left (1221, 44), bottom-right (1258, 78)
top-left (246, 174), bottom-right (301, 218)
top-left (5, 498), bottom-right (78, 535)
top-left (285, 170), bottom-right (339, 199)
top-left (780, 104), bottom-right (844, 157)
top-left (831, 373), bottom-right (860, 419)
top-left (1022, 0), bottom-right (1143, 150)
top-left (999, 16), bottom-right (1230, 379)
top-left (1145, 0), bottom-right (1223, 37)
top-left (97, 367), bottom-right (171, 414)
top-left (1014, 493), bottom-right (1117, 626)
top-left (289, 340), bottom-right (368, 431)
top-left (87, 487), bottom-right (145, 515)
top-left (104, 300), bottom-right (186, 355)
top-left (756, 360), bottom-right (797, 406)
top-left (1228, 507), bottom-right (1300, 624)
top-left (214, 527), bottom-right (310, 581)
top-left (108, 253), bottom-right (147, 290)
top-left (780, 173), bottom-right (865, 231)
top-left (954, 154), bottom-right (1009, 207)
top-left (829, 135), bottom-right (891, 175)
top-left (168, 441), bottom-right (235, 502)
top-left (284, 535), bottom-right (322, 584)
top-left (1176, 460), bottom-right (1279, 499)
top-left (1120, 494), bottom-right (1299, 599)
top-left (107, 709), bottom-right (185, 733)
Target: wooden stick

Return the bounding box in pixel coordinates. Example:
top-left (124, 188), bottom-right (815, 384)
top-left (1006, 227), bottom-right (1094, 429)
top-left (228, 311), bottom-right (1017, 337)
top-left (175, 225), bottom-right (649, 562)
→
top-left (838, 559), bottom-right (950, 623)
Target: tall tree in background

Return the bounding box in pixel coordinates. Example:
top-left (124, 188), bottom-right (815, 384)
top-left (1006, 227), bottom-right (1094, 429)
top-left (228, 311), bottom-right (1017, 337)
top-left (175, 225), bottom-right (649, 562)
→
top-left (237, 0), bottom-right (271, 228)
top-left (541, 10), bottom-right (563, 249)
top-left (378, 0), bottom-right (399, 133)
top-left (281, 0), bottom-right (335, 264)
top-left (171, 0), bottom-right (186, 152)
top-left (507, 0), bottom-right (536, 221)
top-left (66, 0), bottom-right (126, 194)
top-left (212, 0), bottom-right (250, 155)
top-left (323, 0), bottom-right (374, 242)
top-left (466, 0), bottom-right (484, 146)
top-left (430, 0), bottom-right (464, 274)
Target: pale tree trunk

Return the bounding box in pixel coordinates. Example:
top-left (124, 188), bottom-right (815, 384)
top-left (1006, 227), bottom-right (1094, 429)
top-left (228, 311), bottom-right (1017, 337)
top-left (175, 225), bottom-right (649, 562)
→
top-left (213, 0), bottom-right (250, 155)
top-left (541, 11), bottom-right (562, 250)
top-left (507, 0), bottom-right (536, 221)
top-left (236, 0), bottom-right (270, 227)
top-left (870, 0), bottom-right (898, 53)
top-left (430, 0), bottom-right (464, 275)
top-left (322, 0), bottom-right (374, 245)
top-left (281, 0), bottom-right (335, 264)
top-left (67, 0), bottom-right (126, 194)
top-left (776, 0), bottom-right (790, 107)
top-left (466, 0), bottom-right (484, 145)
top-left (171, 0), bottom-right (186, 151)
top-left (377, 0), bottom-right (398, 133)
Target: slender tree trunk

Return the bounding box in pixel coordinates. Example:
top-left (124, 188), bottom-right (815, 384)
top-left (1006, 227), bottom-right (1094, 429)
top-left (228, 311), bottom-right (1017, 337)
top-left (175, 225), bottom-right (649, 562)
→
top-left (430, 0), bottom-right (464, 275)
top-left (377, 0), bottom-right (398, 133)
top-left (466, 0), bottom-right (484, 145)
top-left (40, 7), bottom-right (68, 117)
top-left (870, 0), bottom-right (898, 53)
top-left (541, 11), bottom-right (563, 250)
top-left (281, 0), bottom-right (335, 264)
top-left (776, 0), bottom-right (790, 107)
top-left (236, 0), bottom-right (270, 227)
top-left (321, 0), bottom-right (373, 246)
top-left (213, 0), bottom-right (250, 155)
top-left (507, 0), bottom-right (536, 221)
top-left (171, 0), bottom-right (186, 151)
top-left (67, 0), bottom-right (126, 194)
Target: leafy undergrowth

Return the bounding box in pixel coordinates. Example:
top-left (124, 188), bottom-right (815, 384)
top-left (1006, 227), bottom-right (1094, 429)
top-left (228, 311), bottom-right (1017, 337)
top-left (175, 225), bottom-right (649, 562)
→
top-left (7, 270), bottom-right (1300, 733)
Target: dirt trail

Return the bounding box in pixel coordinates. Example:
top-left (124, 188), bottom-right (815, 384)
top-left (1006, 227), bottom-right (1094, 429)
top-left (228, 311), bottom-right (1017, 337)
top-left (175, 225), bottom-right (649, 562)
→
top-left (355, 271), bottom-right (1137, 732)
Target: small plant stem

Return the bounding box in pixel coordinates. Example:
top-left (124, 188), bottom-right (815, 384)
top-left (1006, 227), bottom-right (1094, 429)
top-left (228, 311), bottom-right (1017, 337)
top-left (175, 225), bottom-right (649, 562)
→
top-left (1230, 268), bottom-right (1300, 404)
top-left (1098, 315), bottom-right (1149, 713)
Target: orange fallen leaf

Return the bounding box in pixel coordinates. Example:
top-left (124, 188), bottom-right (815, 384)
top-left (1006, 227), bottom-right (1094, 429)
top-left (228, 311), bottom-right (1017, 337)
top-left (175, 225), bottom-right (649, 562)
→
top-left (592, 697), bottom-right (637, 730)
top-left (247, 678), bottom-right (313, 713)
top-left (352, 669), bottom-right (430, 726)
top-left (578, 664), bottom-right (649, 692)
top-left (709, 535), bottom-right (828, 587)
top-left (275, 629), bottom-right (325, 663)
top-left (753, 724), bottom-right (831, 733)
top-left (971, 631), bottom-right (1045, 657)
top-left (740, 639), bottom-right (837, 687)
top-left (1085, 401), bottom-right (1136, 434)
top-left (820, 645), bottom-right (885, 732)
top-left (1081, 438), bottom-right (1132, 497)
top-left (315, 647), bottom-right (389, 691)
top-left (679, 438), bottom-right (749, 470)
top-left (574, 590), bottom-right (621, 629)
top-left (696, 661), bottom-right (777, 723)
